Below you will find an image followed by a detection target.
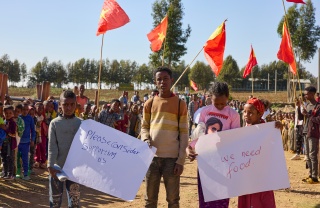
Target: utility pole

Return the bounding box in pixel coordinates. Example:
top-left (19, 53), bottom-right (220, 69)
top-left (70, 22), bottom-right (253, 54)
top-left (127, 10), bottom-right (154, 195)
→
top-left (268, 73), bottom-right (270, 92)
top-left (275, 70), bottom-right (277, 94)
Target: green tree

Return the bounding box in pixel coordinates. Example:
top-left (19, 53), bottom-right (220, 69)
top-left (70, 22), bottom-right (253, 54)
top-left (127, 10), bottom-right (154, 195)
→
top-left (277, 0), bottom-right (320, 62)
top-left (9, 59), bottom-right (21, 84)
top-left (189, 61), bottom-right (214, 90)
top-left (132, 64), bottom-right (153, 90)
top-left (20, 63), bottom-right (27, 84)
top-left (149, 0), bottom-right (191, 68)
top-left (217, 55), bottom-right (240, 87)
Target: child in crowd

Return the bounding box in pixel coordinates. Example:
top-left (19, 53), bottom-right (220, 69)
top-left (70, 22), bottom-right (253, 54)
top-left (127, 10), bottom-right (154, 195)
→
top-left (129, 104), bottom-right (140, 137)
top-left (34, 102), bottom-right (48, 169)
top-left (80, 103), bottom-right (92, 120)
top-left (28, 106), bottom-right (37, 174)
top-left (0, 105), bottom-right (17, 180)
top-left (121, 105), bottom-right (129, 133)
top-left (17, 103), bottom-right (36, 180)
top-left (48, 90), bottom-right (82, 207)
top-left (237, 97), bottom-right (281, 208)
top-left (189, 82), bottom-right (240, 208)
top-left (0, 102), bottom-right (6, 171)
top-left (13, 103), bottom-right (25, 178)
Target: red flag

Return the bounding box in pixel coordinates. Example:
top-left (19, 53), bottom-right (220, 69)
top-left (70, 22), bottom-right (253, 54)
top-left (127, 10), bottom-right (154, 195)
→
top-left (190, 80), bottom-right (198, 91)
top-left (243, 46), bottom-right (258, 78)
top-left (277, 22), bottom-right (297, 75)
top-left (204, 21), bottom-right (226, 76)
top-left (286, 0), bottom-right (305, 4)
top-left (96, 0), bottom-right (130, 36)
top-left (147, 16), bottom-right (168, 52)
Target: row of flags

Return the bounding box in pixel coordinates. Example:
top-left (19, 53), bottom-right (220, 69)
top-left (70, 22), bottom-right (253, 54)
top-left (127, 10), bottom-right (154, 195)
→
top-left (95, 0), bottom-right (304, 91)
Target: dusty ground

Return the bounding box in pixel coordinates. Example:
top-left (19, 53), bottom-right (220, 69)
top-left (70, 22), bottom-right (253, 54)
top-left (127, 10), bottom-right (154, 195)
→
top-left (0, 151), bottom-right (320, 208)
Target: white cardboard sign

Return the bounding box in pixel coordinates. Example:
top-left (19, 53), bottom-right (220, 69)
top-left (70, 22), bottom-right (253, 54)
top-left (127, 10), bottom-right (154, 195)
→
top-left (62, 119), bottom-right (156, 201)
top-left (196, 122), bottom-right (290, 202)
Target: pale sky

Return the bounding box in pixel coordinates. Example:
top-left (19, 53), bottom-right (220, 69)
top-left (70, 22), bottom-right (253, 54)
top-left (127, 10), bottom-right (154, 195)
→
top-left (1, 0), bottom-right (319, 77)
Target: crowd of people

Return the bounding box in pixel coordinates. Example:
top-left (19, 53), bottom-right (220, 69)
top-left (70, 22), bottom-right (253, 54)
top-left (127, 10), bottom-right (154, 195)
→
top-left (0, 66), bottom-right (319, 207)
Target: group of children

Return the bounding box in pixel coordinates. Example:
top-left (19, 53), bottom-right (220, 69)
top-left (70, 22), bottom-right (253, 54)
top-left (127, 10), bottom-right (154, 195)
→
top-left (0, 98), bottom-right (58, 181)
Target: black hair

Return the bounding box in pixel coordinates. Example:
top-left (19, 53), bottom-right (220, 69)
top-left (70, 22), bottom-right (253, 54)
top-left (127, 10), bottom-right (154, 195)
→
top-left (13, 103), bottom-right (23, 110)
top-left (208, 82), bottom-right (229, 97)
top-left (205, 117), bottom-right (223, 134)
top-left (60, 90), bottom-right (76, 100)
top-left (0, 102), bottom-right (3, 106)
top-left (305, 86), bottom-right (317, 93)
top-left (3, 105), bottom-right (14, 112)
top-left (110, 99), bottom-right (120, 104)
top-left (153, 66), bottom-right (173, 79)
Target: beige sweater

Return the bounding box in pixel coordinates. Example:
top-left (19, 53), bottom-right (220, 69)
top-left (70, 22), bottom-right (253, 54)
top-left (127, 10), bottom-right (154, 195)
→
top-left (141, 95), bottom-right (188, 165)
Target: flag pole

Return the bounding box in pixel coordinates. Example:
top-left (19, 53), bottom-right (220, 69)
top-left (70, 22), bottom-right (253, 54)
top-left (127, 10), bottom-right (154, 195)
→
top-left (251, 70), bottom-right (254, 95)
top-left (162, 37), bottom-right (167, 66)
top-left (171, 46), bottom-right (205, 91)
top-left (97, 34), bottom-right (105, 111)
top-left (281, 0), bottom-right (302, 99)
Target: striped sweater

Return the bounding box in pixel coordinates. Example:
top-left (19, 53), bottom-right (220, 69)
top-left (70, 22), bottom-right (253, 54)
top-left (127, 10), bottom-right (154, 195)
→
top-left (141, 95), bottom-right (188, 165)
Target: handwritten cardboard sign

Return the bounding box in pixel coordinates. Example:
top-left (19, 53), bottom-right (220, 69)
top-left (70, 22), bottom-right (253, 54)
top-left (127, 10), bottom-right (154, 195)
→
top-left (62, 119), bottom-right (156, 201)
top-left (196, 121), bottom-right (290, 202)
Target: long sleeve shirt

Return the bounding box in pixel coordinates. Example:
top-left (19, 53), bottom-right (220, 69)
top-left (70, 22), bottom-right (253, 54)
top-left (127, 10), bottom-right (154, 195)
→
top-left (47, 116), bottom-right (81, 168)
top-left (20, 114), bottom-right (36, 143)
top-left (141, 95), bottom-right (188, 165)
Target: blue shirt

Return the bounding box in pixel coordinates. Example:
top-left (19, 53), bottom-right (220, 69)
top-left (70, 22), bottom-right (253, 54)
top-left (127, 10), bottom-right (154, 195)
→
top-left (20, 114), bottom-right (36, 143)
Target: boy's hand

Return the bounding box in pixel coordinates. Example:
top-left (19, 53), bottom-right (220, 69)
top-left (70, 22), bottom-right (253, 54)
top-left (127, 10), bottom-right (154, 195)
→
top-left (174, 163), bottom-right (184, 176)
top-left (187, 145), bottom-right (198, 162)
top-left (48, 167), bottom-right (61, 180)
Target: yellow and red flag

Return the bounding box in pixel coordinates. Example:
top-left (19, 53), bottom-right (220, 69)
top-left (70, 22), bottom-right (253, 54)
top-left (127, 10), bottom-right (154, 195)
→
top-left (96, 0), bottom-right (130, 36)
top-left (243, 46), bottom-right (258, 78)
top-left (190, 80), bottom-right (198, 91)
top-left (204, 21), bottom-right (226, 77)
top-left (147, 15), bottom-right (168, 52)
top-left (277, 22), bottom-right (296, 75)
top-left (286, 0), bottom-right (305, 4)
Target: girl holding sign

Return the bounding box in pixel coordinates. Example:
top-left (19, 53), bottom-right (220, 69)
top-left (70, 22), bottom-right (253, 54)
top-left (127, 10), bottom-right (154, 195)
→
top-left (238, 97), bottom-right (281, 208)
top-left (188, 82), bottom-right (240, 208)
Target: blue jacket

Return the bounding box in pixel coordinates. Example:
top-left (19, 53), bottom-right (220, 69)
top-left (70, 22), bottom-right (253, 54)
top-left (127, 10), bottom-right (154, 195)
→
top-left (20, 114), bottom-right (36, 143)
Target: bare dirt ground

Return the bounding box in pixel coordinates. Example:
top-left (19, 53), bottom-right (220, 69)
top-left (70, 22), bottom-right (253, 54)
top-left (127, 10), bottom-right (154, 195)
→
top-left (0, 151), bottom-right (320, 208)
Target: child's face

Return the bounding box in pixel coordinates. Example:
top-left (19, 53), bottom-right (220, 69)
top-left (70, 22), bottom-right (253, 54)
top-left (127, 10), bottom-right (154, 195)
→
top-left (14, 108), bottom-right (22, 117)
top-left (60, 97), bottom-right (76, 117)
top-left (243, 104), bottom-right (261, 125)
top-left (21, 105), bottom-right (29, 116)
top-left (29, 108), bottom-right (35, 117)
top-left (4, 109), bottom-right (14, 120)
top-left (211, 95), bottom-right (228, 111)
top-left (36, 105), bottom-right (44, 114)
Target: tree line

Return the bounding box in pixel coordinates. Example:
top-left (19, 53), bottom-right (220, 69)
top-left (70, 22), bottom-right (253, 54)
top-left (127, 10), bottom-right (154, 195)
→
top-left (0, 0), bottom-right (319, 91)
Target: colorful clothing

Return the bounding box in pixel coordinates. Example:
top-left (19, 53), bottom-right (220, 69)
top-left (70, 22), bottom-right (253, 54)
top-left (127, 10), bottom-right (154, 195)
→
top-left (198, 105), bottom-right (240, 131)
top-left (197, 104), bottom-right (240, 207)
top-left (98, 109), bottom-right (120, 128)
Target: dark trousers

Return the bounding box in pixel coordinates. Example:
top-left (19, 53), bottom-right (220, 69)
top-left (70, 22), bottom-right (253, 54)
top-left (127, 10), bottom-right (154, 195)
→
top-left (49, 175), bottom-right (80, 208)
top-left (295, 126), bottom-right (304, 155)
top-left (0, 140), bottom-right (14, 177)
top-left (306, 137), bottom-right (319, 179)
top-left (145, 158), bottom-right (180, 208)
